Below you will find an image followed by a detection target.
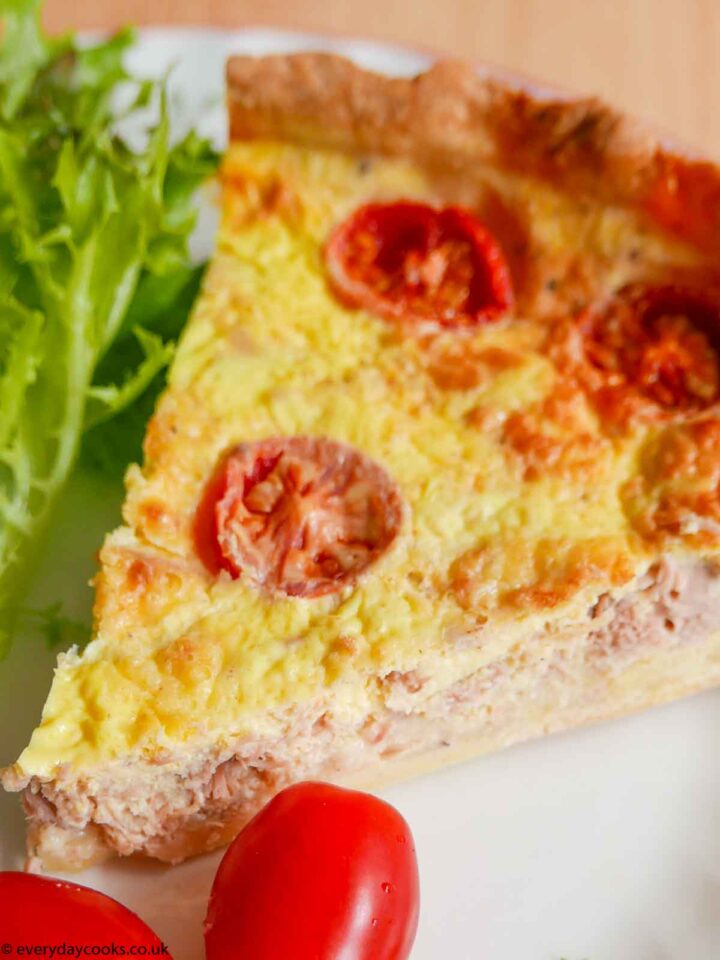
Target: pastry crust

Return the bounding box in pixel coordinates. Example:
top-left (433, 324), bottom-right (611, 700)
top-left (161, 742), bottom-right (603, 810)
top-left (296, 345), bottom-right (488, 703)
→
top-left (227, 53), bottom-right (720, 253)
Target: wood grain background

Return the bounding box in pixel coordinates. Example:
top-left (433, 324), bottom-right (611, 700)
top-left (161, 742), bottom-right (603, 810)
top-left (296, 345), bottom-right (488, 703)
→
top-left (46, 0), bottom-right (720, 157)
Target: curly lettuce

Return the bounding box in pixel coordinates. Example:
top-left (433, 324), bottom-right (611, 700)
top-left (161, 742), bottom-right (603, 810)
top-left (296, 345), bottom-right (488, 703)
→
top-left (0, 0), bottom-right (218, 653)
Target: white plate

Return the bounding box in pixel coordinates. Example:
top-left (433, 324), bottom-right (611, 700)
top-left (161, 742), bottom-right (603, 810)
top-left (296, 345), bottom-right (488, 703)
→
top-left (2, 28), bottom-right (720, 960)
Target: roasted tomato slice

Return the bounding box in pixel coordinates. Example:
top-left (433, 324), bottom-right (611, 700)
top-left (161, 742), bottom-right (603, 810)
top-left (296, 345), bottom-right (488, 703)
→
top-left (0, 872), bottom-right (169, 955)
top-left (325, 201), bottom-right (513, 329)
top-left (581, 284), bottom-right (720, 412)
top-left (197, 437), bottom-right (403, 597)
top-left (205, 782), bottom-right (420, 960)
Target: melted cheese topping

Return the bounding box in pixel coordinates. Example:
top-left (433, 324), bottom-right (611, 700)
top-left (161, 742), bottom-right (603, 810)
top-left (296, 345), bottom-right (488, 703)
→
top-left (17, 142), bottom-right (719, 777)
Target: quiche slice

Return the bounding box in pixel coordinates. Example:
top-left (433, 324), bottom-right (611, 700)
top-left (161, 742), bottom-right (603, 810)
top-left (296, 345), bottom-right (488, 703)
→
top-left (5, 53), bottom-right (720, 871)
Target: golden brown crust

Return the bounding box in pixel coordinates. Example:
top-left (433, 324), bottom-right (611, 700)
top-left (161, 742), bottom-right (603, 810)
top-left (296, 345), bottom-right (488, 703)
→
top-left (226, 53), bottom-right (720, 254)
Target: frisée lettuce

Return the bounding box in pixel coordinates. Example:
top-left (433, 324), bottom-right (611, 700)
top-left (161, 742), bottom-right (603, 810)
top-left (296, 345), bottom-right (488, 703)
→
top-left (0, 0), bottom-right (218, 653)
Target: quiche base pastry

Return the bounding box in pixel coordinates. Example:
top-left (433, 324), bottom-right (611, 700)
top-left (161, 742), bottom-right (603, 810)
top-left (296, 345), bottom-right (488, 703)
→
top-left (4, 54), bottom-right (720, 870)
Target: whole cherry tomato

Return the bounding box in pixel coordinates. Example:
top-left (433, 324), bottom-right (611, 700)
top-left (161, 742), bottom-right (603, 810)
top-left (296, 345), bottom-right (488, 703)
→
top-left (205, 781), bottom-right (420, 960)
top-left (0, 872), bottom-right (169, 957)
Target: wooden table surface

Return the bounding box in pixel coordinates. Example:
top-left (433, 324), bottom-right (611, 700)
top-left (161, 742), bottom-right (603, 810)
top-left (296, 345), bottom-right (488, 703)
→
top-left (46, 0), bottom-right (720, 158)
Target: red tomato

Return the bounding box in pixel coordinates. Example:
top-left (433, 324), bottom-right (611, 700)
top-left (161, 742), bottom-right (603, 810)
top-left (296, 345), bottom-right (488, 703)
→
top-left (581, 283), bottom-right (720, 411)
top-left (205, 781), bottom-right (420, 960)
top-left (325, 200), bottom-right (513, 328)
top-left (193, 450), bottom-right (233, 576)
top-left (0, 872), bottom-right (169, 957)
top-left (195, 437), bottom-right (404, 598)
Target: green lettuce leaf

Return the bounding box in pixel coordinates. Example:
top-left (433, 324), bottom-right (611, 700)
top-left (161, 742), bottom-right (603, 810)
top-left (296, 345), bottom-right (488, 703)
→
top-left (0, 1), bottom-right (218, 653)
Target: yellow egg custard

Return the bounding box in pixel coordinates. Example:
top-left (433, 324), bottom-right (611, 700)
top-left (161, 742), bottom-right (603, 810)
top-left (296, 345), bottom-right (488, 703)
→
top-left (5, 53), bottom-right (720, 869)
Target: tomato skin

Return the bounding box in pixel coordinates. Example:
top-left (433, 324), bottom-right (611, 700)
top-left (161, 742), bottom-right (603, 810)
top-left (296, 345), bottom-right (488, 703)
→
top-left (193, 450), bottom-right (231, 575)
top-left (204, 782), bottom-right (420, 960)
top-left (326, 200), bottom-right (513, 329)
top-left (0, 873), bottom-right (169, 956)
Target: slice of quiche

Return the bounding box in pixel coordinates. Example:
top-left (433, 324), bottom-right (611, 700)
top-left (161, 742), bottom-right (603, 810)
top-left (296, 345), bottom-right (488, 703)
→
top-left (5, 53), bottom-right (720, 870)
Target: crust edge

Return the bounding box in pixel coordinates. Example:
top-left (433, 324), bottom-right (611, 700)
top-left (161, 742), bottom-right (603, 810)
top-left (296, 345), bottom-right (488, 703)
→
top-left (226, 52), bottom-right (720, 254)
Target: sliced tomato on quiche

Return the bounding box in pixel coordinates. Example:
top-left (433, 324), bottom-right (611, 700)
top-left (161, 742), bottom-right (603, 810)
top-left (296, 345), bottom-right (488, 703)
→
top-left (325, 201), bottom-right (514, 329)
top-left (581, 283), bottom-right (720, 414)
top-left (202, 437), bottom-right (403, 597)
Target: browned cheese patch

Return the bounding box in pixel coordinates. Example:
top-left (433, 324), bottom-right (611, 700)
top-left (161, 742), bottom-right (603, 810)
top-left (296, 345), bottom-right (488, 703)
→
top-left (624, 417), bottom-right (720, 548)
top-left (449, 535), bottom-right (634, 615)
